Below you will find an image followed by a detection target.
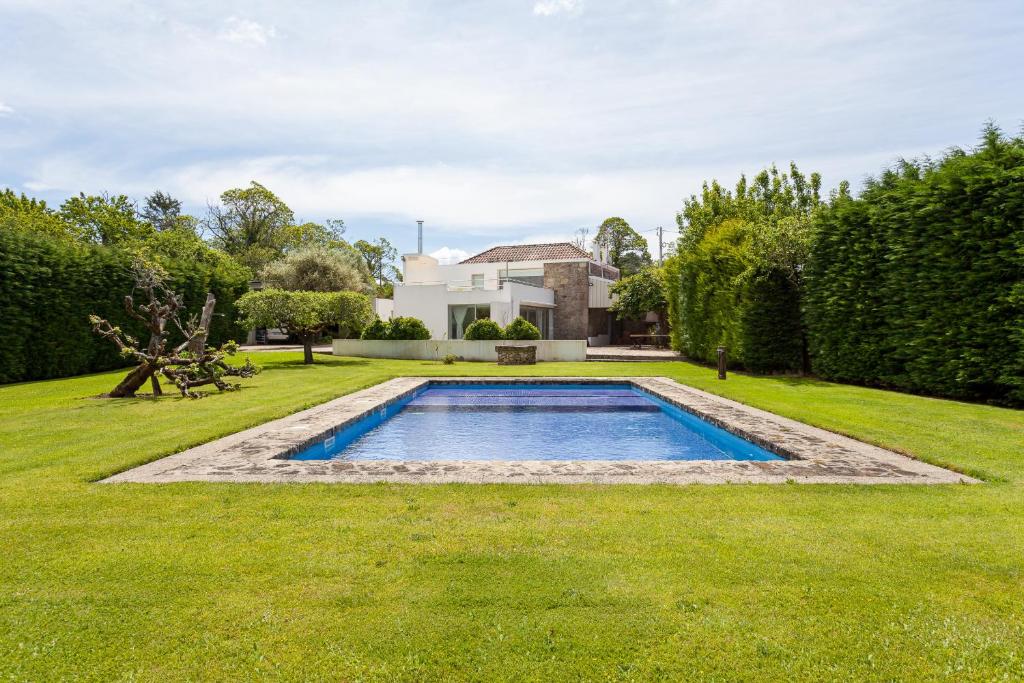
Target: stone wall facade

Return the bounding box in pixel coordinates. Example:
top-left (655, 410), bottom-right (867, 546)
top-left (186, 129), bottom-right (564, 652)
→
top-left (543, 262), bottom-right (590, 340)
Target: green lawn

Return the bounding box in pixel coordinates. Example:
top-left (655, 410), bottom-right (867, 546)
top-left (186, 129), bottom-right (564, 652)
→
top-left (1, 353), bottom-right (1022, 681)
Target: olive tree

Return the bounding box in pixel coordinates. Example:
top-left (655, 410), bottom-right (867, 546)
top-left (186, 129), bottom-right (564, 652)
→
top-left (236, 289), bottom-right (373, 364)
top-left (261, 245), bottom-right (373, 293)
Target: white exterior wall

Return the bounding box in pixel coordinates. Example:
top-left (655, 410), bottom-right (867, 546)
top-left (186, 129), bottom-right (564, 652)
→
top-left (372, 298), bottom-right (394, 319)
top-left (393, 280), bottom-right (552, 339)
top-left (397, 251), bottom-right (607, 340)
top-left (333, 338), bottom-right (586, 362)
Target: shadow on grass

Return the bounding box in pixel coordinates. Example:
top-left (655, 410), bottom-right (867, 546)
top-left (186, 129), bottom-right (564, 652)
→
top-left (256, 357), bottom-right (374, 371)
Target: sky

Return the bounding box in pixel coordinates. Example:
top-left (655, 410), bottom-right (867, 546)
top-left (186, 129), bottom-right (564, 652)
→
top-left (1, 0), bottom-right (1022, 262)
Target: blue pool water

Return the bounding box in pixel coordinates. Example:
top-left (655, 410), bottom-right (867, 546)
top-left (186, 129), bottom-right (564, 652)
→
top-left (291, 383), bottom-right (783, 462)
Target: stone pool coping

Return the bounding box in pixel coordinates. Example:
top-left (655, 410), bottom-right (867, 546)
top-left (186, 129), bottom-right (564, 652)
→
top-left (101, 377), bottom-right (976, 485)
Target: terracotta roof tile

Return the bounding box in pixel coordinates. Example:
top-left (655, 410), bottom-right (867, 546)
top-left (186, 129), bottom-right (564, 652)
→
top-left (460, 242), bottom-right (591, 264)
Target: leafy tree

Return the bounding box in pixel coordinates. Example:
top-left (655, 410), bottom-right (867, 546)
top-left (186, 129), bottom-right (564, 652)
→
top-left (236, 289), bottom-right (373, 364)
top-left (0, 189), bottom-right (71, 239)
top-left (58, 192), bottom-right (154, 245)
top-left (204, 182), bottom-right (295, 273)
top-left (594, 217), bottom-right (651, 276)
top-left (503, 317), bottom-right (541, 340)
top-left (609, 267), bottom-right (667, 322)
top-left (141, 191), bottom-right (185, 232)
top-left (354, 237), bottom-right (400, 289)
top-left (670, 163), bottom-right (820, 372)
top-left (463, 318), bottom-right (504, 340)
top-left (261, 245), bottom-right (372, 293)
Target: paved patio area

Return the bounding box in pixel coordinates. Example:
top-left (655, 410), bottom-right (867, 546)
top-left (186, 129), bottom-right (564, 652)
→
top-left (586, 345), bottom-right (684, 361)
top-left (102, 377), bottom-right (974, 486)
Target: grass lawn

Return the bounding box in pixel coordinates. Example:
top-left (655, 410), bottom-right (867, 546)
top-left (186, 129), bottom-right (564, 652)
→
top-left (1, 353), bottom-right (1023, 681)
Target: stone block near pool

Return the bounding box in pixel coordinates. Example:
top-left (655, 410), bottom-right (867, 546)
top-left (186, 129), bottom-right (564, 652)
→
top-left (496, 345), bottom-right (536, 365)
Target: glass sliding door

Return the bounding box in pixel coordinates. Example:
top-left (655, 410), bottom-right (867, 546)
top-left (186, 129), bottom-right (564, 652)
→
top-left (448, 304), bottom-right (492, 339)
top-left (519, 306), bottom-right (551, 339)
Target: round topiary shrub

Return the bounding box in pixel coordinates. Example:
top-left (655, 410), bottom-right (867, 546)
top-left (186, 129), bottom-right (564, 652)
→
top-left (360, 317), bottom-right (390, 340)
top-left (387, 316), bottom-right (431, 340)
top-left (463, 318), bottom-right (504, 340)
top-left (503, 316), bottom-right (541, 340)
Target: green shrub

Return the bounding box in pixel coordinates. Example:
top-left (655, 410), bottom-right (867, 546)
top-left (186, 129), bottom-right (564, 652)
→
top-left (442, 353), bottom-right (458, 365)
top-left (463, 318), bottom-right (504, 341)
top-left (503, 317), bottom-right (541, 340)
top-left (386, 316), bottom-right (431, 340)
top-left (360, 317), bottom-right (390, 340)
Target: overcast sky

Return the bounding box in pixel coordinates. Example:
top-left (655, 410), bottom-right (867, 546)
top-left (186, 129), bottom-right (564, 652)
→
top-left (1, 0), bottom-right (1022, 261)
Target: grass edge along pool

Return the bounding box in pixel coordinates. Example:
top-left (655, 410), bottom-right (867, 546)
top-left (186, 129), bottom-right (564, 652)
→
top-left (291, 381), bottom-right (783, 462)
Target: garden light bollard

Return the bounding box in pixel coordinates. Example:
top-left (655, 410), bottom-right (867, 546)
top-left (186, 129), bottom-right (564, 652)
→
top-left (717, 346), bottom-right (727, 380)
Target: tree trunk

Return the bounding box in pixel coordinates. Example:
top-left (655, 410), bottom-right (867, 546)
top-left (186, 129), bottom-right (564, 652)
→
top-left (150, 373), bottom-right (163, 396)
top-left (108, 363), bottom-right (157, 398)
top-left (302, 335), bottom-right (314, 364)
top-left (188, 293), bottom-right (217, 356)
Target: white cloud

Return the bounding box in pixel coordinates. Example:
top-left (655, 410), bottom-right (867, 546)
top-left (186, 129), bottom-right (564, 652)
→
top-left (430, 247), bottom-right (471, 264)
top-left (218, 17), bottom-right (276, 46)
top-left (532, 0), bottom-right (583, 17)
top-left (0, 102), bottom-right (13, 115)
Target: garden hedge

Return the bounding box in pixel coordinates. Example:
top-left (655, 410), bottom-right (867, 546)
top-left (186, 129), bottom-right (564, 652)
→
top-left (0, 229), bottom-right (250, 383)
top-left (805, 127), bottom-right (1024, 403)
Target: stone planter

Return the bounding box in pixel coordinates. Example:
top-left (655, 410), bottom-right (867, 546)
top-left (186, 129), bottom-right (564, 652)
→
top-left (496, 345), bottom-right (537, 365)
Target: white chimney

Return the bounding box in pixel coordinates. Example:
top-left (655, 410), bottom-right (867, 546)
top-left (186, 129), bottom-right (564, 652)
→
top-left (591, 243), bottom-right (601, 261)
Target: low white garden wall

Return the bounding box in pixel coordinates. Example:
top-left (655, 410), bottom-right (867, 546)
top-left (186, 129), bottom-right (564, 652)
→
top-left (331, 339), bottom-right (587, 362)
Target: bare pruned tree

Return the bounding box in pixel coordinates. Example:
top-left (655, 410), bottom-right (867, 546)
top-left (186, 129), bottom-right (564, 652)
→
top-left (90, 262), bottom-right (258, 398)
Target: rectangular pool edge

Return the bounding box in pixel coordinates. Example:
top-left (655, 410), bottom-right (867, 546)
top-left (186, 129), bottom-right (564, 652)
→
top-left (100, 376), bottom-right (977, 485)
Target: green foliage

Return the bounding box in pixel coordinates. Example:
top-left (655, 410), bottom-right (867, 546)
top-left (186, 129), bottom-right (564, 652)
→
top-left (386, 316), bottom-right (431, 340)
top-left (503, 317), bottom-right (541, 340)
top-left (204, 182), bottom-right (346, 274)
top-left (58, 192), bottom-right (154, 245)
top-left (442, 353), bottom-right (458, 365)
top-left (609, 267), bottom-right (667, 321)
top-left (805, 124), bottom-right (1024, 403)
top-left (358, 316), bottom-right (431, 340)
top-left (354, 237), bottom-right (400, 287)
top-left (236, 289), bottom-right (372, 339)
top-left (0, 189), bottom-right (71, 239)
top-left (594, 216), bottom-right (651, 276)
top-left (261, 245), bottom-right (372, 293)
top-left (360, 317), bottom-right (390, 340)
top-left (463, 318), bottom-right (504, 340)
top-left (669, 164), bottom-right (819, 371)
top-left (0, 229), bottom-right (250, 383)
top-left (140, 191), bottom-right (184, 232)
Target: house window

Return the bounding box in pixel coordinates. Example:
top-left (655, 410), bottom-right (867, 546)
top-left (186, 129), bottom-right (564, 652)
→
top-left (519, 306), bottom-right (551, 339)
top-left (500, 267), bottom-right (545, 288)
top-left (471, 273), bottom-right (485, 290)
top-left (448, 304), bottom-right (491, 339)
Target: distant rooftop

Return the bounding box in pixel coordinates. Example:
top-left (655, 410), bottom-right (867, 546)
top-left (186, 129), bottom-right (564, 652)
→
top-left (460, 242), bottom-right (591, 264)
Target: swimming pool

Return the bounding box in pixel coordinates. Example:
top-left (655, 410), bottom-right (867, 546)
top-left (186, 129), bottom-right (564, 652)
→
top-left (291, 382), bottom-right (783, 462)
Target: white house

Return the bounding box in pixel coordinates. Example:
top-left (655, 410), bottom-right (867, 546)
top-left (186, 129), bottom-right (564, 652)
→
top-left (393, 242), bottom-right (619, 343)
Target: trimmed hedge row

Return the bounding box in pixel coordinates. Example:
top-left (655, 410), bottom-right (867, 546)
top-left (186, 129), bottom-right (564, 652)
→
top-left (805, 129), bottom-right (1024, 403)
top-left (0, 229), bottom-right (250, 383)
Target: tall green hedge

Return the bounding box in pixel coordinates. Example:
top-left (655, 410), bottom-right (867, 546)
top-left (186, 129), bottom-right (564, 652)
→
top-left (0, 230), bottom-right (250, 383)
top-left (805, 126), bottom-right (1024, 403)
